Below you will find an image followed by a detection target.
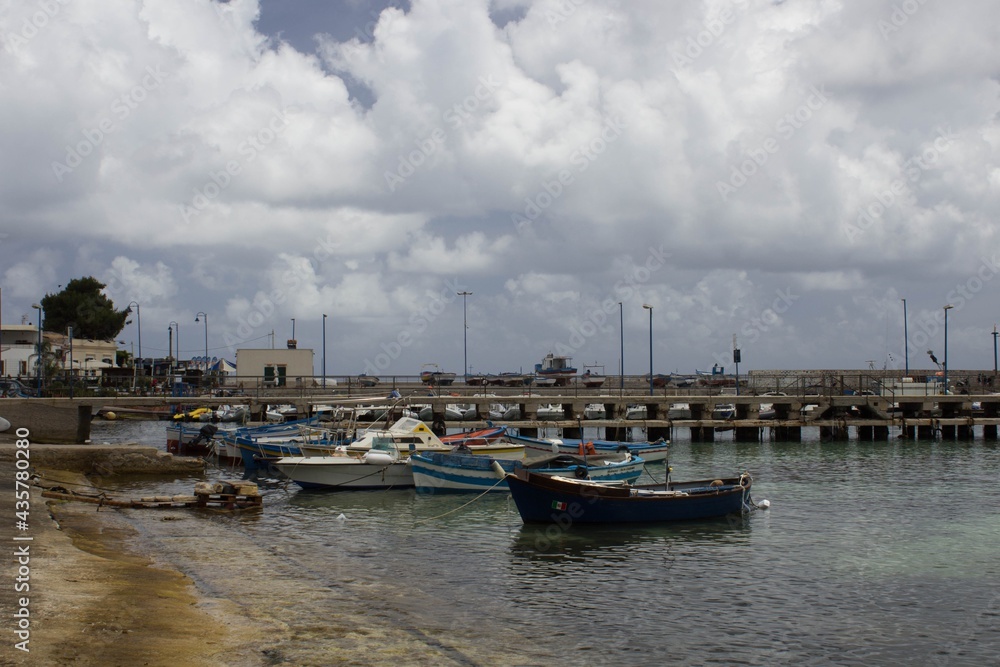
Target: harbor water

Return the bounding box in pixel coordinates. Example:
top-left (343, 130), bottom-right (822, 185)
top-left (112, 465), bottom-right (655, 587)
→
top-left (87, 421), bottom-right (1000, 665)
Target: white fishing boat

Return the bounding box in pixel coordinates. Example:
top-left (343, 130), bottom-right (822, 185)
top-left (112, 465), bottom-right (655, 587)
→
top-left (667, 403), bottom-right (691, 419)
top-left (345, 417), bottom-right (524, 460)
top-left (273, 438), bottom-right (414, 490)
top-left (584, 403), bottom-right (606, 419)
top-left (625, 404), bottom-right (646, 420)
top-left (536, 404), bottom-right (564, 420)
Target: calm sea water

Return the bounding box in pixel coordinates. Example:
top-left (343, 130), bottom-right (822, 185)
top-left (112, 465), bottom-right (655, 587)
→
top-left (87, 421), bottom-right (1000, 666)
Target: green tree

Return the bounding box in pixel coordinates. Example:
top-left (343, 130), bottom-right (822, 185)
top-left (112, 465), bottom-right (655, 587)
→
top-left (40, 277), bottom-right (129, 341)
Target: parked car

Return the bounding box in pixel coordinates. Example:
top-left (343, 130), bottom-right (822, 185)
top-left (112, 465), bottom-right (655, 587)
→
top-left (0, 379), bottom-right (35, 398)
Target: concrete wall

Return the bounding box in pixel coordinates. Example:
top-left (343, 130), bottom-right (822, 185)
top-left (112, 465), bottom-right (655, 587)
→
top-left (0, 400), bottom-right (92, 444)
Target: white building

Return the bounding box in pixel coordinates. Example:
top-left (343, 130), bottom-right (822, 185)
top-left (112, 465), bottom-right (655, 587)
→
top-left (0, 324), bottom-right (40, 379)
top-left (235, 348), bottom-right (314, 388)
top-left (0, 324), bottom-right (119, 381)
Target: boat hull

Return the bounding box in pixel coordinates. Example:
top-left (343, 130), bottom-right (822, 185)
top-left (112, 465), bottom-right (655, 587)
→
top-left (506, 470), bottom-right (750, 524)
top-left (411, 452), bottom-right (645, 493)
top-left (272, 457), bottom-right (414, 490)
top-left (505, 432), bottom-right (669, 462)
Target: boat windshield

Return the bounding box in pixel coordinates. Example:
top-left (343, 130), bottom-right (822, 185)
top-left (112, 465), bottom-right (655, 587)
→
top-left (371, 436), bottom-right (398, 454)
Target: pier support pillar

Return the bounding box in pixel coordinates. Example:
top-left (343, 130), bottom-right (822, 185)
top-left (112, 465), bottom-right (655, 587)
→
top-left (648, 427), bottom-right (670, 442)
top-left (605, 425), bottom-right (628, 441)
top-left (734, 427), bottom-right (759, 442)
top-left (984, 425), bottom-right (998, 441)
top-left (690, 427), bottom-right (715, 443)
top-left (774, 426), bottom-right (800, 442)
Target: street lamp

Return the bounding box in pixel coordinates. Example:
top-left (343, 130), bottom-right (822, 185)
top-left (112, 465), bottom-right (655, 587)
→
top-left (67, 325), bottom-right (74, 399)
top-left (993, 325), bottom-right (998, 379)
top-left (642, 304), bottom-right (653, 396)
top-left (943, 304), bottom-right (954, 394)
top-left (291, 317), bottom-right (295, 346)
top-left (618, 301), bottom-right (624, 397)
top-left (457, 291), bottom-right (472, 378)
top-left (901, 298), bottom-right (909, 375)
top-left (127, 301), bottom-right (141, 378)
top-left (31, 303), bottom-right (42, 394)
top-left (322, 313), bottom-right (327, 389)
top-left (195, 312), bottom-right (208, 373)
top-left (169, 321), bottom-right (179, 374)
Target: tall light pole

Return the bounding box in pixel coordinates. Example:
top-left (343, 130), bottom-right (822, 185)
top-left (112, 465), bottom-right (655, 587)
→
top-left (457, 291), bottom-right (472, 378)
top-left (993, 325), bottom-right (998, 379)
top-left (618, 301), bottom-right (624, 398)
top-left (169, 321), bottom-right (179, 375)
top-left (322, 313), bottom-right (327, 389)
top-left (943, 304), bottom-right (953, 394)
top-left (67, 325), bottom-right (74, 399)
top-left (195, 312), bottom-right (208, 374)
top-left (901, 298), bottom-right (909, 375)
top-left (31, 303), bottom-right (42, 394)
top-left (291, 317), bottom-right (295, 347)
top-left (642, 304), bottom-right (653, 396)
top-left (127, 301), bottom-right (141, 379)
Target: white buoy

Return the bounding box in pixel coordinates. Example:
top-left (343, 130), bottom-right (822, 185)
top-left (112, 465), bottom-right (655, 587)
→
top-left (757, 499), bottom-right (771, 509)
top-left (0, 416), bottom-right (10, 433)
top-left (336, 513), bottom-right (347, 521)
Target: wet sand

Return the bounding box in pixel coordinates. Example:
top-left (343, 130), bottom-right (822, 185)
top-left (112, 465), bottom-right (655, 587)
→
top-left (0, 470), bottom-right (276, 666)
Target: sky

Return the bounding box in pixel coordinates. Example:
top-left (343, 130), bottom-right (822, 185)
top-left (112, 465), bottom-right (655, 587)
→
top-left (1, 0), bottom-right (999, 379)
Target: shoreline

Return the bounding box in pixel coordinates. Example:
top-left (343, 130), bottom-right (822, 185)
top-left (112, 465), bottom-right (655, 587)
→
top-left (0, 469), bottom-right (275, 666)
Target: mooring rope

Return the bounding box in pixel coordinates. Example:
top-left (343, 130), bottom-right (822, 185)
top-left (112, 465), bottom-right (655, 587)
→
top-left (413, 475), bottom-right (508, 525)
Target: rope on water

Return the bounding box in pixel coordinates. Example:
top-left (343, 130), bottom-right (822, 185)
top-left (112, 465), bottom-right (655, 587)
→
top-left (413, 476), bottom-right (508, 525)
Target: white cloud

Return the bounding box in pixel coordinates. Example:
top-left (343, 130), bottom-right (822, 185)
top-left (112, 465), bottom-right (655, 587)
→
top-left (2, 0), bottom-right (999, 372)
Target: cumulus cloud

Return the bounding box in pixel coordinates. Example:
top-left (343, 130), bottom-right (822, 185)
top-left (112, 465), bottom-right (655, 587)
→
top-left (2, 0), bottom-right (998, 373)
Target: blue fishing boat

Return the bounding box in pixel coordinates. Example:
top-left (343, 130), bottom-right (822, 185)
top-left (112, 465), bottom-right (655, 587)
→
top-left (504, 468), bottom-right (754, 524)
top-left (411, 451), bottom-right (645, 493)
top-left (505, 432), bottom-right (670, 462)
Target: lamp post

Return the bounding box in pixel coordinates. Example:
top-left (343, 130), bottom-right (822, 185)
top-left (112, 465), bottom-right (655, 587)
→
top-left (168, 321), bottom-right (179, 377)
top-left (67, 325), bottom-right (73, 399)
top-left (993, 325), bottom-right (998, 379)
top-left (457, 291), bottom-right (472, 378)
top-left (291, 318), bottom-right (295, 347)
top-left (642, 304), bottom-right (653, 396)
top-left (943, 304), bottom-right (953, 394)
top-left (322, 313), bottom-right (327, 389)
top-left (31, 303), bottom-right (42, 394)
top-left (127, 301), bottom-right (141, 380)
top-left (901, 298), bottom-right (909, 375)
top-left (618, 301), bottom-right (624, 398)
top-left (195, 312), bottom-right (208, 376)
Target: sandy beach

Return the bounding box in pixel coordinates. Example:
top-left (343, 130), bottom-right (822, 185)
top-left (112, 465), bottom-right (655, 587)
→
top-left (0, 469), bottom-right (276, 666)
